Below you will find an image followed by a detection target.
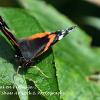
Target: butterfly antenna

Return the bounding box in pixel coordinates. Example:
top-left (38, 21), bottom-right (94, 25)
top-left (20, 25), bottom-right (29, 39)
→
top-left (63, 25), bottom-right (77, 37)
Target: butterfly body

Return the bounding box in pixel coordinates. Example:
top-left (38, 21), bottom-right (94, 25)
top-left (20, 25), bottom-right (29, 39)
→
top-left (0, 16), bottom-right (76, 68)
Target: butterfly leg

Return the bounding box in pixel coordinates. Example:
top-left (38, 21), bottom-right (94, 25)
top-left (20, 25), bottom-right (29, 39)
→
top-left (16, 66), bottom-right (22, 74)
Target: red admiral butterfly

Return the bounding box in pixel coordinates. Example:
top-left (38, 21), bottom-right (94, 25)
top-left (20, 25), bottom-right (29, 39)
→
top-left (0, 16), bottom-right (76, 73)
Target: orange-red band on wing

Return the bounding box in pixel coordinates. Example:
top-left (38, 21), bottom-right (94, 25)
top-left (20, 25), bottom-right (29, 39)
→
top-left (26, 32), bottom-right (50, 40)
top-left (44, 34), bottom-right (56, 52)
top-left (33, 33), bottom-right (56, 58)
top-left (3, 29), bottom-right (19, 47)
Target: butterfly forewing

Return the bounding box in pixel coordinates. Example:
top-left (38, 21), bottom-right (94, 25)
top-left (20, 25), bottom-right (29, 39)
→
top-left (18, 36), bottom-right (49, 61)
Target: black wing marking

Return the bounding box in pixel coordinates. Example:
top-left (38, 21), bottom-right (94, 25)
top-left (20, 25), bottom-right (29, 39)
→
top-left (0, 16), bottom-right (19, 50)
top-left (18, 36), bottom-right (49, 61)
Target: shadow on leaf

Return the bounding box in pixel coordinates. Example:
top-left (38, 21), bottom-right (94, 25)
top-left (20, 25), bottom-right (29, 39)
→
top-left (0, 35), bottom-right (18, 70)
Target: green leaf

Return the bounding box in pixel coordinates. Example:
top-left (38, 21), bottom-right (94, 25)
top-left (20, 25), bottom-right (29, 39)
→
top-left (13, 74), bottom-right (28, 100)
top-left (0, 23), bottom-right (28, 100)
top-left (0, 36), bottom-right (15, 85)
top-left (0, 8), bottom-right (59, 100)
top-left (17, 0), bottom-right (100, 100)
top-left (25, 50), bottom-right (59, 100)
top-left (0, 0), bottom-right (100, 100)
top-left (53, 40), bottom-right (100, 100)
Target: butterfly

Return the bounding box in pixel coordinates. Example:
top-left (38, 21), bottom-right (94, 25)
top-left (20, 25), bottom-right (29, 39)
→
top-left (0, 16), bottom-right (76, 73)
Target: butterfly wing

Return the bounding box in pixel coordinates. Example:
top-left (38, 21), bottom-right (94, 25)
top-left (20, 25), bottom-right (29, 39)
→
top-left (0, 16), bottom-right (20, 51)
top-left (18, 32), bottom-right (56, 61)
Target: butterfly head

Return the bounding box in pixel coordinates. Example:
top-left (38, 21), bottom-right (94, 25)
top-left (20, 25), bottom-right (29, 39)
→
top-left (57, 25), bottom-right (77, 40)
top-left (52, 25), bottom-right (77, 44)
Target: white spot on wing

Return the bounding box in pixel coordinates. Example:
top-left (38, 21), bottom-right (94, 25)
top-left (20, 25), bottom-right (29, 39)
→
top-left (58, 35), bottom-right (64, 40)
